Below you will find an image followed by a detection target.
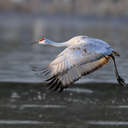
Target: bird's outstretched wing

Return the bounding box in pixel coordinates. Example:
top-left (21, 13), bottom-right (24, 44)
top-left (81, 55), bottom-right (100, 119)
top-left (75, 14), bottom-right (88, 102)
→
top-left (41, 45), bottom-right (111, 92)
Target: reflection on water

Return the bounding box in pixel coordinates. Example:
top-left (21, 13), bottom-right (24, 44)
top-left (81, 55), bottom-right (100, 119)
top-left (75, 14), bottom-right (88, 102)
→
top-left (0, 15), bottom-right (128, 128)
top-left (0, 83), bottom-right (128, 128)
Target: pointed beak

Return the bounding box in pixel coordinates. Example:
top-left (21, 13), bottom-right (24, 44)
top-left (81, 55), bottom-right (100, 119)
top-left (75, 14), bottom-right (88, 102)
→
top-left (31, 40), bottom-right (38, 46)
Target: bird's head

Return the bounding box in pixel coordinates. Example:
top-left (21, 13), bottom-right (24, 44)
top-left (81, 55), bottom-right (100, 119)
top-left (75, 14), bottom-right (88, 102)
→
top-left (38, 37), bottom-right (47, 45)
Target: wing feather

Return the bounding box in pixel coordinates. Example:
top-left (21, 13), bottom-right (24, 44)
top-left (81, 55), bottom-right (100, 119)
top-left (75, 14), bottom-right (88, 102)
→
top-left (43, 45), bottom-right (111, 91)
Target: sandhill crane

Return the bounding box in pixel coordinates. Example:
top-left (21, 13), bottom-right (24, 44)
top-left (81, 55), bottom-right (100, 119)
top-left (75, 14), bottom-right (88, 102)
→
top-left (33, 36), bottom-right (127, 92)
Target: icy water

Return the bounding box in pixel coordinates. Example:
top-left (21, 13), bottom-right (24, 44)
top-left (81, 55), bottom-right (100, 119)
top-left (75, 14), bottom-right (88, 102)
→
top-left (0, 14), bottom-right (128, 128)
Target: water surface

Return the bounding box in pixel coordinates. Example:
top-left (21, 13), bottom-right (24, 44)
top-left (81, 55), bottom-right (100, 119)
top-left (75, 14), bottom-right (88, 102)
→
top-left (0, 14), bottom-right (128, 128)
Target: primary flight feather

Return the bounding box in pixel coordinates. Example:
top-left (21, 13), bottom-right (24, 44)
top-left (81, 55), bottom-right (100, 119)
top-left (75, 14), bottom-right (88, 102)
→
top-left (33, 36), bottom-right (127, 92)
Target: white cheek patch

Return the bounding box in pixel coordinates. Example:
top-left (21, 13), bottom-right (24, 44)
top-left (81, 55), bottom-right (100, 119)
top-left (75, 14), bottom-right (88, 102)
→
top-left (39, 41), bottom-right (45, 44)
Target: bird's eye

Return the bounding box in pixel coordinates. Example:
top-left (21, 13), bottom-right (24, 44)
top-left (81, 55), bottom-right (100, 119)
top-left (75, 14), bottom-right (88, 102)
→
top-left (40, 37), bottom-right (45, 41)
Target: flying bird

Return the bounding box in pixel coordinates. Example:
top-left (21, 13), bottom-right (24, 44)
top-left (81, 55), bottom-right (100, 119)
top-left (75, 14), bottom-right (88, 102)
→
top-left (32, 36), bottom-right (127, 92)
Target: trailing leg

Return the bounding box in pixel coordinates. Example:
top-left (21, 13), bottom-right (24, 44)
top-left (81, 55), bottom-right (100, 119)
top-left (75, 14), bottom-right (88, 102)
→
top-left (111, 55), bottom-right (127, 87)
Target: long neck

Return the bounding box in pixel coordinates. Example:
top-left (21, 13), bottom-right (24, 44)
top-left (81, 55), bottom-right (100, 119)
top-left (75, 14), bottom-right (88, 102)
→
top-left (46, 39), bottom-right (68, 47)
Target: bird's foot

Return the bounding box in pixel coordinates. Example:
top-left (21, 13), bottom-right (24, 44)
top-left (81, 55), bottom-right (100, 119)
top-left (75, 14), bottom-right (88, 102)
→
top-left (117, 75), bottom-right (127, 87)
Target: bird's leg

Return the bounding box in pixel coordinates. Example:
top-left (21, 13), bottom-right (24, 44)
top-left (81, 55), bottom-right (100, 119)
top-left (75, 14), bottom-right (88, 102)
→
top-left (111, 55), bottom-right (127, 87)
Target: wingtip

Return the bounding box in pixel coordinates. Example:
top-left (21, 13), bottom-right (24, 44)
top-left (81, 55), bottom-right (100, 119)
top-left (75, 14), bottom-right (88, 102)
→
top-left (46, 75), bottom-right (64, 92)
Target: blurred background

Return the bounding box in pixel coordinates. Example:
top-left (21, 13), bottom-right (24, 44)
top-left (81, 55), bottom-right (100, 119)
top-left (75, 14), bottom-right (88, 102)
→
top-left (0, 0), bottom-right (128, 83)
top-left (0, 0), bottom-right (128, 128)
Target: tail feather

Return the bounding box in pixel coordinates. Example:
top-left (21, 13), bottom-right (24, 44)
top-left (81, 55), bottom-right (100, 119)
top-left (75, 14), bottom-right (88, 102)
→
top-left (112, 51), bottom-right (120, 57)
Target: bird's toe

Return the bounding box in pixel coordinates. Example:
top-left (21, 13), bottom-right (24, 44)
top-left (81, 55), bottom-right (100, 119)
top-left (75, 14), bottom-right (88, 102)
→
top-left (117, 76), bottom-right (127, 87)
